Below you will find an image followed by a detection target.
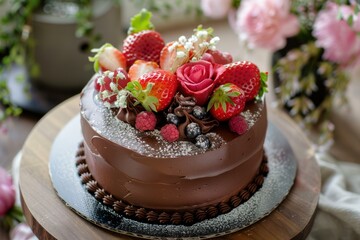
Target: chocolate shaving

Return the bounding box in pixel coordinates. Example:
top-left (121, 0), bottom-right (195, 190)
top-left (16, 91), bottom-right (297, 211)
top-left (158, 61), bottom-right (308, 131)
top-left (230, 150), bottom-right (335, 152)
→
top-left (169, 93), bottom-right (219, 139)
top-left (116, 95), bottom-right (144, 126)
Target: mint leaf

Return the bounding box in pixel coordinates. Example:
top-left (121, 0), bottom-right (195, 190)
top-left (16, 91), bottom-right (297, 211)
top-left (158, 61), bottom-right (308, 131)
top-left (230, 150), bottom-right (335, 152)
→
top-left (128, 9), bottom-right (154, 35)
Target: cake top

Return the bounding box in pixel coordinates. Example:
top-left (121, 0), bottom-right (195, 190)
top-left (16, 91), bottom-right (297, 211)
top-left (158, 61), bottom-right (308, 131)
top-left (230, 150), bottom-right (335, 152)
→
top-left (85, 9), bottom-right (268, 152)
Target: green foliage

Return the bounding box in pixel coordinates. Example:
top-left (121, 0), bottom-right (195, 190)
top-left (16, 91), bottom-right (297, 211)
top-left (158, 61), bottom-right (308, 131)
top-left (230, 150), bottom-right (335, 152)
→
top-left (0, 0), bottom-right (108, 123)
top-left (129, 0), bottom-right (203, 19)
top-left (274, 41), bottom-right (349, 145)
top-left (126, 81), bottom-right (158, 112)
top-left (128, 8), bottom-right (154, 35)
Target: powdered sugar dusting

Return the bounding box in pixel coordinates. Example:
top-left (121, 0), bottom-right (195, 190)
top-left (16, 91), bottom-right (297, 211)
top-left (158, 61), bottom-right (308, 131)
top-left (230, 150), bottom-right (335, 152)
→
top-left (83, 94), bottom-right (264, 158)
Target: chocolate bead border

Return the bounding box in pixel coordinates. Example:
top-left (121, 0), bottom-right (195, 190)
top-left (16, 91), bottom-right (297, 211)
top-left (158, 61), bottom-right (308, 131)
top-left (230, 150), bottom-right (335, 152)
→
top-left (75, 142), bottom-right (269, 225)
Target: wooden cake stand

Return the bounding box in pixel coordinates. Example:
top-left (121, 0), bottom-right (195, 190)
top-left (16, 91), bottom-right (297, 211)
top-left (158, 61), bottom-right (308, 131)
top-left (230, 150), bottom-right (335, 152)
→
top-left (19, 95), bottom-right (320, 240)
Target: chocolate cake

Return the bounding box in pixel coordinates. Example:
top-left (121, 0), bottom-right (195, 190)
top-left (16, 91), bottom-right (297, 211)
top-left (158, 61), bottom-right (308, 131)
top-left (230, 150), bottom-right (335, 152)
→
top-left (76, 9), bottom-right (269, 225)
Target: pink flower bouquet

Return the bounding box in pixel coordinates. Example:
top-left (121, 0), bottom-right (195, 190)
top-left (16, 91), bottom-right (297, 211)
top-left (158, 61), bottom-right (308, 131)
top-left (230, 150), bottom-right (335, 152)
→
top-left (201, 0), bottom-right (360, 144)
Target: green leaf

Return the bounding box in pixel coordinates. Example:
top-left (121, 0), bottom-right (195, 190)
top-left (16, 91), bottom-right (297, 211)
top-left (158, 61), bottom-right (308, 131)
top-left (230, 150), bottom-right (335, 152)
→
top-left (88, 43), bottom-right (114, 72)
top-left (127, 9), bottom-right (154, 35)
top-left (256, 72), bottom-right (268, 100)
top-left (347, 15), bottom-right (354, 26)
top-left (126, 81), bottom-right (159, 112)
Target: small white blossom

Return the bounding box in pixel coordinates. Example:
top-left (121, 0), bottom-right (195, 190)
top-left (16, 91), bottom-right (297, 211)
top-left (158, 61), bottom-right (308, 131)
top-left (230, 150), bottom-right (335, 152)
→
top-left (178, 36), bottom-right (187, 44)
top-left (117, 71), bottom-right (126, 79)
top-left (177, 51), bottom-right (186, 58)
top-left (110, 82), bottom-right (118, 91)
top-left (103, 101), bottom-right (111, 108)
top-left (184, 42), bottom-right (193, 51)
top-left (209, 45), bottom-right (217, 51)
top-left (114, 90), bottom-right (128, 108)
top-left (210, 36), bottom-right (220, 45)
top-left (168, 42), bottom-right (178, 52)
top-left (188, 35), bottom-right (198, 43)
top-left (196, 30), bottom-right (208, 38)
top-left (199, 42), bottom-right (209, 49)
top-left (97, 76), bottom-right (105, 85)
top-left (107, 71), bottom-right (114, 78)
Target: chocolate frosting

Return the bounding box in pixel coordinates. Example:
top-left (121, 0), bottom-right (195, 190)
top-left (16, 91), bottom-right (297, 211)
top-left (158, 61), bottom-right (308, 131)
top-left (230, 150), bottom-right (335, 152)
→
top-left (75, 144), bottom-right (269, 225)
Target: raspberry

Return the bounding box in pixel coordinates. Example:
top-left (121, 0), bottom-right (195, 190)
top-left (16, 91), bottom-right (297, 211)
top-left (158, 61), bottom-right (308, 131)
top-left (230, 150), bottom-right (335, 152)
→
top-left (135, 111), bottom-right (157, 132)
top-left (228, 115), bottom-right (248, 135)
top-left (160, 124), bottom-right (179, 142)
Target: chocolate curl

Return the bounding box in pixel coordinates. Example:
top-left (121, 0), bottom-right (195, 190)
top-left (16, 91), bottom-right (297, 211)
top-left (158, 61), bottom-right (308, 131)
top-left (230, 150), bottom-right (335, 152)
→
top-left (116, 95), bottom-right (144, 126)
top-left (170, 93), bottom-right (219, 139)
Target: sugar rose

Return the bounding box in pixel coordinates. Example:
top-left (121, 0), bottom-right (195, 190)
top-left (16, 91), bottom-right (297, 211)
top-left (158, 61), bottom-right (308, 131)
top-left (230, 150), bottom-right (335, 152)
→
top-left (176, 60), bottom-right (222, 106)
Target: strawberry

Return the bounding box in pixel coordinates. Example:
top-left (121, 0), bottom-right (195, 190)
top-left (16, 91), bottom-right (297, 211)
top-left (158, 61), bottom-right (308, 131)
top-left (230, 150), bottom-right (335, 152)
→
top-left (126, 70), bottom-right (178, 112)
top-left (215, 61), bottom-right (266, 101)
top-left (160, 41), bottom-right (190, 73)
top-left (122, 10), bottom-right (165, 67)
top-left (202, 49), bottom-right (233, 65)
top-left (123, 30), bottom-right (165, 67)
top-left (207, 83), bottom-right (246, 121)
top-left (89, 43), bottom-right (126, 73)
top-left (97, 68), bottom-right (130, 104)
top-left (128, 60), bottom-right (159, 81)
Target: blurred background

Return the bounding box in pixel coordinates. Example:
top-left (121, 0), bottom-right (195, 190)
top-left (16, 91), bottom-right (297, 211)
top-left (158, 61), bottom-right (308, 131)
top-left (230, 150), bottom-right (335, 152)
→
top-left (0, 0), bottom-right (360, 239)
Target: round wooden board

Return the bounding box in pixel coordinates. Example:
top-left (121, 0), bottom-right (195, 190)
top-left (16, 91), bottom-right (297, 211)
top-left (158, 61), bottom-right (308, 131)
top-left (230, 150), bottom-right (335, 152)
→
top-left (19, 95), bottom-right (320, 240)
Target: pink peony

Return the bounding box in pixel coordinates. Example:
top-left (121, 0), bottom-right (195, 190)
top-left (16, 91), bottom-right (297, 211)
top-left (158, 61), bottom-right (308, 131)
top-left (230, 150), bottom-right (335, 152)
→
top-left (176, 60), bottom-right (223, 106)
top-left (0, 166), bottom-right (16, 216)
top-left (235, 0), bottom-right (299, 51)
top-left (10, 223), bottom-right (36, 240)
top-left (201, 0), bottom-right (232, 19)
top-left (313, 2), bottom-right (360, 66)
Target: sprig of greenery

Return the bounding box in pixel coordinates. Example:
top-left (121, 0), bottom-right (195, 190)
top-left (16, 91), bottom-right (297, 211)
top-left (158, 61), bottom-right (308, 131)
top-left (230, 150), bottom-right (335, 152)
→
top-left (0, 0), bottom-right (114, 124)
top-left (129, 0), bottom-right (203, 19)
top-left (274, 41), bottom-right (349, 145)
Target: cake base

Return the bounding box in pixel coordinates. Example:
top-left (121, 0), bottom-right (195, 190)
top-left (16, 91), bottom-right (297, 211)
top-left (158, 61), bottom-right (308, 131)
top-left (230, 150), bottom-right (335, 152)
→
top-left (49, 114), bottom-right (297, 239)
top-left (75, 143), bottom-right (269, 225)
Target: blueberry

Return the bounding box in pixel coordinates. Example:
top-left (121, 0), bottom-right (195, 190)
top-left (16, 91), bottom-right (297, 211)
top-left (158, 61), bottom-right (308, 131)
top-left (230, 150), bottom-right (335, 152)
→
top-left (192, 106), bottom-right (207, 120)
top-left (186, 122), bottom-right (201, 139)
top-left (195, 134), bottom-right (211, 149)
top-left (166, 113), bottom-right (180, 126)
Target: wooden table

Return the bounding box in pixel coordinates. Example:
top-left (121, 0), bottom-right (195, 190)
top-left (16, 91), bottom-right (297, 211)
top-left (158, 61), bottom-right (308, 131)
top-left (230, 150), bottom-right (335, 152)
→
top-left (18, 95), bottom-right (320, 239)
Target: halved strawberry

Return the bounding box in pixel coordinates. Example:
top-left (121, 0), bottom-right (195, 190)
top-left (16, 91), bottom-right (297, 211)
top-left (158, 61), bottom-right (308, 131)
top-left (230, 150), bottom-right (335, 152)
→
top-left (160, 41), bottom-right (190, 73)
top-left (89, 43), bottom-right (126, 73)
top-left (97, 68), bottom-right (130, 104)
top-left (207, 83), bottom-right (246, 121)
top-left (128, 60), bottom-right (159, 81)
top-left (126, 70), bottom-right (178, 112)
top-left (215, 61), bottom-right (266, 101)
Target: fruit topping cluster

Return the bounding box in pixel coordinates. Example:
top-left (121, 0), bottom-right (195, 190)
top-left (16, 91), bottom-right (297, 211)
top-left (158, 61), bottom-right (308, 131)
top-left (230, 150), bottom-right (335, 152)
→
top-left (88, 9), bottom-right (267, 149)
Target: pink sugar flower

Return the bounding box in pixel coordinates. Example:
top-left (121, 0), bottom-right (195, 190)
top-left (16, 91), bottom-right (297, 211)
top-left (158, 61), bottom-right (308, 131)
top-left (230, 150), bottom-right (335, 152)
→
top-left (313, 2), bottom-right (360, 67)
top-left (201, 0), bottom-right (232, 19)
top-left (0, 166), bottom-right (16, 216)
top-left (177, 60), bottom-right (224, 106)
top-left (235, 0), bottom-right (299, 51)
